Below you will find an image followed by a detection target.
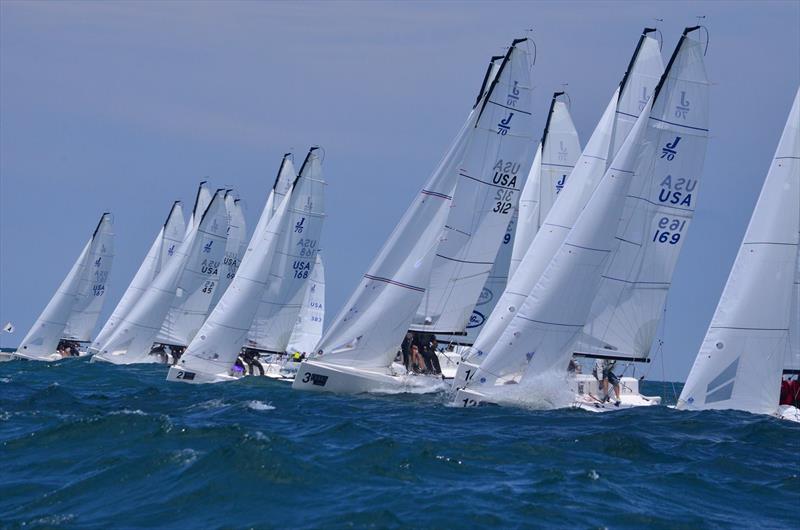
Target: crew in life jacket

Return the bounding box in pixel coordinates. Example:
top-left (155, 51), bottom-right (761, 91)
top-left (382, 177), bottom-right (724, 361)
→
top-left (780, 376), bottom-right (800, 408)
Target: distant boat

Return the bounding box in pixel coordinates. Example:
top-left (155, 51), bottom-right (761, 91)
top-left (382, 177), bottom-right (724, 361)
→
top-left (678, 88), bottom-right (800, 423)
top-left (93, 187), bottom-right (229, 364)
top-left (89, 200), bottom-right (185, 356)
top-left (292, 38), bottom-right (534, 395)
top-left (455, 26), bottom-right (711, 410)
top-left (14, 213), bottom-right (115, 361)
top-left (166, 148), bottom-right (325, 384)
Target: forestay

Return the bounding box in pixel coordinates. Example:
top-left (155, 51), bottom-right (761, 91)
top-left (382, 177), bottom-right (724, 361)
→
top-left (467, 97), bottom-right (654, 389)
top-left (95, 191), bottom-right (228, 363)
top-left (91, 201), bottom-right (185, 351)
top-left (314, 41), bottom-right (532, 370)
top-left (461, 30), bottom-right (664, 369)
top-left (246, 148), bottom-right (326, 353)
top-left (679, 88), bottom-right (799, 414)
top-left (411, 40), bottom-right (534, 335)
top-left (173, 163), bottom-right (301, 377)
top-left (286, 253), bottom-right (326, 355)
top-left (17, 213), bottom-right (115, 359)
top-left (510, 93), bottom-right (581, 278)
top-left (575, 27), bottom-right (710, 361)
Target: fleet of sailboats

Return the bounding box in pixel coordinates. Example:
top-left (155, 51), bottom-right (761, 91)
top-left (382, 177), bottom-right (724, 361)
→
top-left (4, 27), bottom-right (798, 423)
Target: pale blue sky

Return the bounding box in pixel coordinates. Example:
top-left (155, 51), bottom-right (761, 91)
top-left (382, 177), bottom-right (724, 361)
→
top-left (1, 1), bottom-right (798, 381)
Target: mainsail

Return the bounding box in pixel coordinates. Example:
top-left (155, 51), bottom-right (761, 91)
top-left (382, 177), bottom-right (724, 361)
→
top-left (313, 40), bottom-right (533, 370)
top-left (211, 193), bottom-right (247, 309)
top-left (678, 88), bottom-right (799, 414)
top-left (462, 29), bottom-right (664, 367)
top-left (91, 201), bottom-right (185, 351)
top-left (575, 26), bottom-right (710, 361)
top-left (186, 181), bottom-right (212, 233)
top-left (246, 148), bottom-right (326, 353)
top-left (411, 42), bottom-right (535, 335)
top-left (172, 158), bottom-right (307, 378)
top-left (286, 253), bottom-right (326, 355)
top-left (95, 191), bottom-right (228, 363)
top-left (17, 213), bottom-right (115, 359)
top-left (510, 92), bottom-right (582, 279)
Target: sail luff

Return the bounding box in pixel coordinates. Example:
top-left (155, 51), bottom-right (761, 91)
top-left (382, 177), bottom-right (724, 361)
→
top-left (679, 87), bottom-right (799, 414)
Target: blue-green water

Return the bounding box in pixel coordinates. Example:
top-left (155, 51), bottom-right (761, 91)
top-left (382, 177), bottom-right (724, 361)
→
top-left (1, 358), bottom-right (798, 529)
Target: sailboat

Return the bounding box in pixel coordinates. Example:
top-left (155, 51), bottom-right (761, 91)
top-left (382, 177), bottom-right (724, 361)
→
top-left (167, 148), bottom-right (325, 384)
top-left (292, 38), bottom-right (534, 395)
top-left (14, 213), bottom-right (115, 361)
top-left (93, 187), bottom-right (229, 364)
top-left (262, 253), bottom-right (326, 380)
top-left (677, 88), bottom-right (800, 423)
top-left (453, 27), bottom-right (664, 389)
top-left (435, 92), bottom-right (581, 377)
top-left (210, 192), bottom-right (247, 311)
top-left (455, 26), bottom-right (709, 410)
top-left (89, 201), bottom-right (185, 355)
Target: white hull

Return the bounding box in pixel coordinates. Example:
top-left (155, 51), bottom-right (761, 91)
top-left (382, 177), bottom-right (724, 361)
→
top-left (91, 352), bottom-right (167, 365)
top-left (166, 365), bottom-right (240, 384)
top-left (11, 350), bottom-right (90, 362)
top-left (776, 405), bottom-right (800, 423)
top-left (292, 359), bottom-right (447, 395)
top-left (570, 374), bottom-right (661, 412)
top-left (453, 375), bottom-right (660, 411)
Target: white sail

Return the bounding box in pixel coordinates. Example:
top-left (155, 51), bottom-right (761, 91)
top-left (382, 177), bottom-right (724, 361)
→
top-left (171, 165), bottom-right (301, 378)
top-left (411, 43), bottom-right (534, 335)
top-left (510, 94), bottom-right (582, 278)
top-left (286, 253), bottom-right (326, 355)
top-left (95, 191), bottom-right (228, 363)
top-left (186, 181), bottom-right (212, 233)
top-left (156, 189), bottom-right (230, 347)
top-left (789, 244), bottom-right (800, 371)
top-left (246, 148), bottom-right (327, 353)
top-left (211, 194), bottom-right (247, 309)
top-left (466, 96), bottom-right (654, 389)
top-left (575, 28), bottom-right (710, 360)
top-left (271, 153), bottom-right (296, 219)
top-left (461, 30), bottom-right (664, 368)
top-left (679, 88), bottom-right (799, 415)
top-left (17, 213), bottom-right (115, 359)
top-left (64, 215), bottom-right (116, 341)
top-left (91, 201), bottom-right (185, 351)
top-left (450, 213), bottom-right (517, 345)
top-left (313, 41), bottom-right (532, 370)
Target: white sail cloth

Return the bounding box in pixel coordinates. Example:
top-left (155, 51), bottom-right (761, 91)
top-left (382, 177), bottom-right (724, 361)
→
top-left (91, 202), bottom-right (185, 351)
top-left (211, 194), bottom-right (247, 309)
top-left (467, 97), bottom-right (654, 388)
top-left (95, 191), bottom-right (228, 363)
top-left (173, 160), bottom-right (306, 377)
top-left (286, 253), bottom-right (326, 355)
top-left (462, 32), bottom-right (664, 368)
top-left (246, 149), bottom-right (326, 352)
top-left (17, 213), bottom-right (115, 359)
top-left (186, 182), bottom-right (212, 233)
top-left (679, 88), bottom-right (799, 415)
top-left (411, 43), bottom-right (535, 335)
top-left (511, 97), bottom-right (582, 278)
top-left (314, 41), bottom-right (533, 371)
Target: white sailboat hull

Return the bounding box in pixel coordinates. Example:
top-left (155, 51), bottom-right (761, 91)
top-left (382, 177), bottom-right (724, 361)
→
top-left (12, 349), bottom-right (90, 362)
top-left (453, 375), bottom-right (660, 411)
top-left (165, 365), bottom-right (240, 384)
top-left (291, 359), bottom-right (446, 394)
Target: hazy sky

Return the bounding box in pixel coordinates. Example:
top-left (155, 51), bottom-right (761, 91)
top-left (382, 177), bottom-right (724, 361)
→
top-left (1, 1), bottom-right (798, 381)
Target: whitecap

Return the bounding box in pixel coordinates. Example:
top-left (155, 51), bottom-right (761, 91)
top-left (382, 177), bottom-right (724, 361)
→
top-left (246, 400), bottom-right (275, 411)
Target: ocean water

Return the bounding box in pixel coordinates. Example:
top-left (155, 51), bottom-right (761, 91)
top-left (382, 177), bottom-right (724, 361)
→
top-left (1, 358), bottom-right (798, 529)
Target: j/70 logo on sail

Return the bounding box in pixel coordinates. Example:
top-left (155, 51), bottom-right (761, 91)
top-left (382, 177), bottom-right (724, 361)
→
top-left (497, 112), bottom-right (514, 135)
top-left (506, 81), bottom-right (520, 107)
top-left (661, 136), bottom-right (682, 160)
